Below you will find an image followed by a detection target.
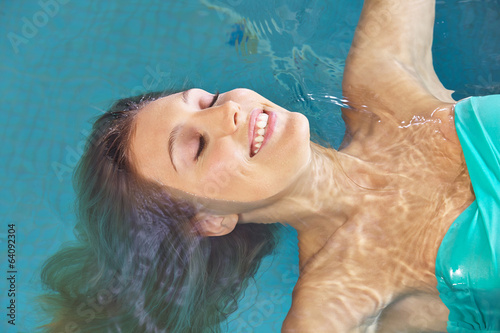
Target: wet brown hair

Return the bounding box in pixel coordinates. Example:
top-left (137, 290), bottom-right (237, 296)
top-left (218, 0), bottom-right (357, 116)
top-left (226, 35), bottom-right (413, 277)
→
top-left (39, 91), bottom-right (281, 332)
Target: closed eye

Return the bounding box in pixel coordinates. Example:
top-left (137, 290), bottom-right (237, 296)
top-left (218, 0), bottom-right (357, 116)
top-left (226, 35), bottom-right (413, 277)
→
top-left (208, 91), bottom-right (219, 108)
top-left (195, 134), bottom-right (206, 160)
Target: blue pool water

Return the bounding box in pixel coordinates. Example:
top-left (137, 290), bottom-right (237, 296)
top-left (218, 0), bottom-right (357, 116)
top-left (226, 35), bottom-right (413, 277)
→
top-left (1, 0), bottom-right (499, 332)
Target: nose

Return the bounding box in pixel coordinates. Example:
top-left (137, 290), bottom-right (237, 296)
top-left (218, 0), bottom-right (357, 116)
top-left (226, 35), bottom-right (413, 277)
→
top-left (198, 100), bottom-right (240, 138)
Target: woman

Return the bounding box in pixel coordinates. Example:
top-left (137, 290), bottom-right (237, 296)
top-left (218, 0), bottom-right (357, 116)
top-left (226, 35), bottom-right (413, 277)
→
top-left (41, 0), bottom-right (499, 332)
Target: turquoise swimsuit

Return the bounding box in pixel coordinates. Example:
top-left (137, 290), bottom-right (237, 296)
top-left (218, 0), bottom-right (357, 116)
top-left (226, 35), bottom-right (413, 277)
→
top-left (435, 95), bottom-right (500, 332)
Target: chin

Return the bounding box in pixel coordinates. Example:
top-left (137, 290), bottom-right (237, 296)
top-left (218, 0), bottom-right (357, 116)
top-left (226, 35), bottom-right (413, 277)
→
top-left (282, 112), bottom-right (312, 174)
top-left (293, 111), bottom-right (312, 152)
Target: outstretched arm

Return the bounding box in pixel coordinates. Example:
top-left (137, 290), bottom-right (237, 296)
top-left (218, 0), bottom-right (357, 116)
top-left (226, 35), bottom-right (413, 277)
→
top-left (343, 0), bottom-right (454, 122)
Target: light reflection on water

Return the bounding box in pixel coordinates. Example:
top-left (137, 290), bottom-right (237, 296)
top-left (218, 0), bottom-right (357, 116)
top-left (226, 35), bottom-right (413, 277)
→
top-left (1, 0), bottom-right (499, 332)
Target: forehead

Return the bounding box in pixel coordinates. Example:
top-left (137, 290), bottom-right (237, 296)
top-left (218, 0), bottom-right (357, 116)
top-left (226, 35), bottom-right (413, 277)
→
top-left (130, 93), bottom-right (183, 184)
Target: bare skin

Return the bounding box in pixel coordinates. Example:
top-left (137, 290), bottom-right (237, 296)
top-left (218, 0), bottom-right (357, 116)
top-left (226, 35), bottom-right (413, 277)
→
top-left (281, 0), bottom-right (474, 331)
top-left (130, 0), bottom-right (475, 331)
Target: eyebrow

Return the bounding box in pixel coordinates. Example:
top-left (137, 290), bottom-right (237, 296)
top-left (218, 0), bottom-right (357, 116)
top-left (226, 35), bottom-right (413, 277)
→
top-left (168, 124), bottom-right (182, 172)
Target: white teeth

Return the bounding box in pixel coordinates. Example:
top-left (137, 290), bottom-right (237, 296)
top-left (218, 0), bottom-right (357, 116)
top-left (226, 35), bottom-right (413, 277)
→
top-left (258, 113), bottom-right (269, 122)
top-left (251, 112), bottom-right (269, 156)
top-left (256, 120), bottom-right (267, 128)
top-left (256, 112), bottom-right (269, 129)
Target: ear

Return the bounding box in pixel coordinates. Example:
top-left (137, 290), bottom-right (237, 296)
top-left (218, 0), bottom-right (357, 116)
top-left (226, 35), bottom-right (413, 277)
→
top-left (194, 213), bottom-right (239, 237)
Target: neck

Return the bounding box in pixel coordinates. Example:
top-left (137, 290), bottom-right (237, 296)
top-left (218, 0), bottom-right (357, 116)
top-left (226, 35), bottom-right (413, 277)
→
top-left (240, 142), bottom-right (386, 267)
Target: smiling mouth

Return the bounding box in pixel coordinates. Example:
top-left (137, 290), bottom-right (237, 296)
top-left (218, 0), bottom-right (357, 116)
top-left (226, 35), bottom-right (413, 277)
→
top-left (248, 107), bottom-right (276, 158)
top-left (251, 112), bottom-right (269, 156)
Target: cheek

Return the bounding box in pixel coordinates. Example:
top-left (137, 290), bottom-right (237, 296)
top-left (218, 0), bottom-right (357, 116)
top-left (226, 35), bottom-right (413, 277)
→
top-left (198, 148), bottom-right (250, 199)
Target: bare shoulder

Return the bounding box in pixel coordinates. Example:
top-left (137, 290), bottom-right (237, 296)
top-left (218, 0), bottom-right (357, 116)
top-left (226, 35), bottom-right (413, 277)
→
top-left (282, 285), bottom-right (370, 333)
top-left (282, 222), bottom-right (397, 333)
top-left (282, 273), bottom-right (385, 333)
top-left (281, 290), bottom-right (328, 333)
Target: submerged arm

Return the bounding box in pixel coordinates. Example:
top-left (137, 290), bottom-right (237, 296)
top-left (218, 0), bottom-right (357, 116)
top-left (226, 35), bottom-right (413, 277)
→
top-left (342, 0), bottom-right (454, 123)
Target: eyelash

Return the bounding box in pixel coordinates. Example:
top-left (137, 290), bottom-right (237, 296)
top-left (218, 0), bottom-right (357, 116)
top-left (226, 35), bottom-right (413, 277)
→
top-left (195, 134), bottom-right (205, 160)
top-left (208, 91), bottom-right (219, 108)
top-left (195, 91), bottom-right (218, 160)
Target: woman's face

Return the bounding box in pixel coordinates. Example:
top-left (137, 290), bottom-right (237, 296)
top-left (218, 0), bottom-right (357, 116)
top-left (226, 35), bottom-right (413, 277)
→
top-left (130, 88), bottom-right (310, 208)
